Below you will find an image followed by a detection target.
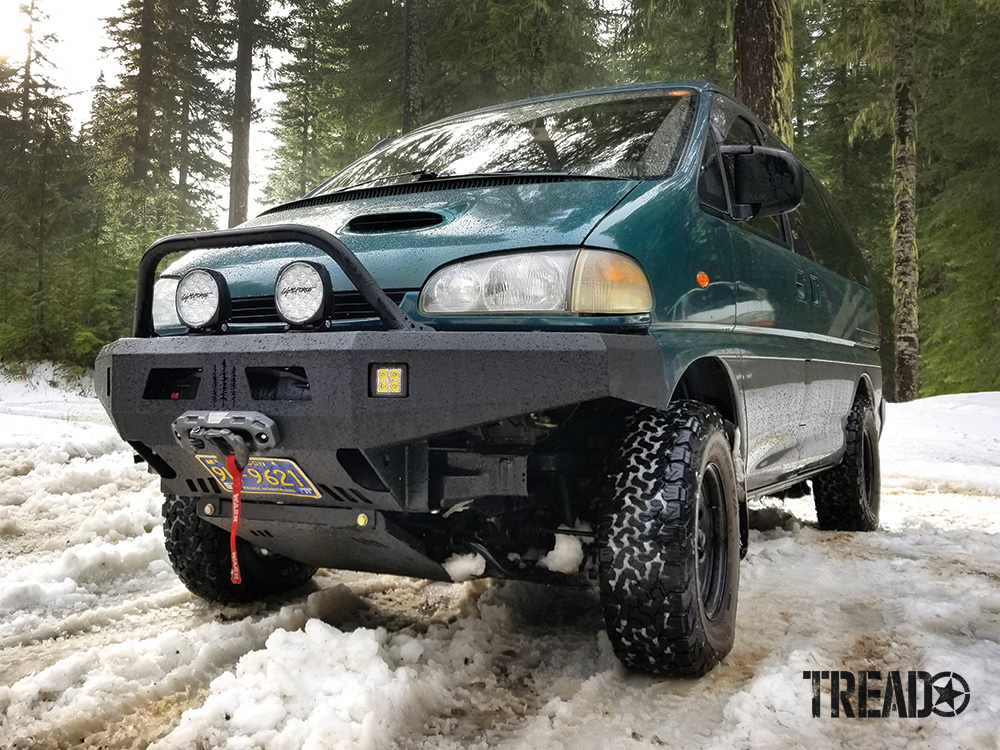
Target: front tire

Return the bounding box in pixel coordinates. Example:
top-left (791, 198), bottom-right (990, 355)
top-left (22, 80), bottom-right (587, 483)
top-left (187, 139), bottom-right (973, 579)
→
top-left (812, 395), bottom-right (881, 531)
top-left (163, 494), bottom-right (317, 603)
top-left (598, 402), bottom-right (740, 676)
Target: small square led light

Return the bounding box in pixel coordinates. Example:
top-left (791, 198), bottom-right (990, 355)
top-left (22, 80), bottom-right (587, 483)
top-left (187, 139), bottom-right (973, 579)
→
top-left (370, 364), bottom-right (408, 397)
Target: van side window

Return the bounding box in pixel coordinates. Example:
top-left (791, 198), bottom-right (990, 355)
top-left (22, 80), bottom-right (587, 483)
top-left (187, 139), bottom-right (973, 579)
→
top-left (710, 101), bottom-right (786, 243)
top-left (788, 172), bottom-right (867, 283)
top-left (757, 126), bottom-right (788, 151)
top-left (698, 135), bottom-right (729, 212)
top-left (723, 122), bottom-right (784, 243)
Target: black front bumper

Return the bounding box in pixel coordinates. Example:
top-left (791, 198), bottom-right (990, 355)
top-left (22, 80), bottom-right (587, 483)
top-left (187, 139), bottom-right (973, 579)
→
top-left (97, 329), bottom-right (663, 499)
top-left (97, 330), bottom-right (663, 580)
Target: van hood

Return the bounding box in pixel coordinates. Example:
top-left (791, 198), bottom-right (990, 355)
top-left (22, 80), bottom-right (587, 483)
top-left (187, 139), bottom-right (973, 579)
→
top-left (165, 178), bottom-right (639, 295)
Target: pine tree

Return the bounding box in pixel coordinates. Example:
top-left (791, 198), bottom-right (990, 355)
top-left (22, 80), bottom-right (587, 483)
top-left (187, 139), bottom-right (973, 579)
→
top-left (793, 0), bottom-right (896, 395)
top-left (916, 0), bottom-right (1000, 394)
top-left (733, 0), bottom-right (794, 144)
top-left (618, 0), bottom-right (732, 87)
top-left (403, 0), bottom-right (429, 132)
top-left (105, 0), bottom-right (227, 229)
top-left (0, 1), bottom-right (85, 362)
top-left (227, 0), bottom-right (271, 227)
top-left (889, 0), bottom-right (919, 400)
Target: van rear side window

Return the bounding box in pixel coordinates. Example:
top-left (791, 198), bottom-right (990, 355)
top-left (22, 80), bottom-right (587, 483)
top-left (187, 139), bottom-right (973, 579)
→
top-left (788, 172), bottom-right (868, 284)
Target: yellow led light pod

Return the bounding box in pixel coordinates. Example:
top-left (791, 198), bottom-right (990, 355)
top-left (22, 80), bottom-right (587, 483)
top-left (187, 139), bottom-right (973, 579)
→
top-left (371, 364), bottom-right (408, 397)
top-left (570, 250), bottom-right (653, 314)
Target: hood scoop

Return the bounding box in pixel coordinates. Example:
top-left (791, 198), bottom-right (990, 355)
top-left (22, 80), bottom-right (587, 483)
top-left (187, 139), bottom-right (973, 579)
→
top-left (346, 211), bottom-right (445, 233)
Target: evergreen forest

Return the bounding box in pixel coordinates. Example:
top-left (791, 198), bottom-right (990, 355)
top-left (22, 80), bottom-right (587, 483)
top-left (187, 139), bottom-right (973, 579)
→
top-left (1, 0), bottom-right (998, 399)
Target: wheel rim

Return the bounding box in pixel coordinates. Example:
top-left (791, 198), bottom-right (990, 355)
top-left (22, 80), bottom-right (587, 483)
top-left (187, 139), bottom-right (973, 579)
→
top-left (696, 463), bottom-right (728, 619)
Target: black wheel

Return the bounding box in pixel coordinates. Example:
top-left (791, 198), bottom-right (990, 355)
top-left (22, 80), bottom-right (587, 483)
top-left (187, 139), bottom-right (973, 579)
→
top-left (598, 402), bottom-right (740, 676)
top-left (163, 494), bottom-right (317, 603)
top-left (812, 395), bottom-right (881, 531)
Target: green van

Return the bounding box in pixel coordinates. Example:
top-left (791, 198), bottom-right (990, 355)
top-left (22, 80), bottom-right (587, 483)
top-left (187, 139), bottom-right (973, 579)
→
top-left (96, 81), bottom-right (882, 676)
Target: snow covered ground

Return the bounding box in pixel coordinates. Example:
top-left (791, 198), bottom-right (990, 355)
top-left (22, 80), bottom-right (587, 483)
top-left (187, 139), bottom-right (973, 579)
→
top-left (1, 364), bottom-right (999, 749)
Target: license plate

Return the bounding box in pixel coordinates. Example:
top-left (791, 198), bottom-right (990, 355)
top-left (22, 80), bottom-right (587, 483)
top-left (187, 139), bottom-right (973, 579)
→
top-left (196, 455), bottom-right (322, 499)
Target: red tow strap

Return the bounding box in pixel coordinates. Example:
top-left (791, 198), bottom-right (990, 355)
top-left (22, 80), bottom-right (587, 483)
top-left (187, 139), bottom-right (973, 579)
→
top-left (225, 454), bottom-right (243, 585)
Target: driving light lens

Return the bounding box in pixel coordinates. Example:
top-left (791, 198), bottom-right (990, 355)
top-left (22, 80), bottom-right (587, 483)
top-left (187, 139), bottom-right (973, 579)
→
top-left (275, 261), bottom-right (328, 325)
top-left (571, 250), bottom-right (653, 314)
top-left (153, 277), bottom-right (181, 332)
top-left (176, 269), bottom-right (227, 329)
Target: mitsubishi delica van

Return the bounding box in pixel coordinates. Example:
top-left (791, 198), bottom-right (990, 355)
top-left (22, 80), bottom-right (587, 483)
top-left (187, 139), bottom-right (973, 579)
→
top-left (96, 81), bottom-right (883, 676)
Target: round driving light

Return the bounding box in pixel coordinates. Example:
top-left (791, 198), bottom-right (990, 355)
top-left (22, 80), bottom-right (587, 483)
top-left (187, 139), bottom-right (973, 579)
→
top-left (175, 269), bottom-right (229, 329)
top-left (275, 261), bottom-right (330, 325)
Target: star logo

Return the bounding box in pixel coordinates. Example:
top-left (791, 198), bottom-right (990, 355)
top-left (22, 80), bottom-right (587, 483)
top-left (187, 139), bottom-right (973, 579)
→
top-left (930, 671), bottom-right (971, 717)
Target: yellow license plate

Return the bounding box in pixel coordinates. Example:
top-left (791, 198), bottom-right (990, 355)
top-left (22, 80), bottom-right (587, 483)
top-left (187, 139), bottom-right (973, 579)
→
top-left (196, 455), bottom-right (321, 499)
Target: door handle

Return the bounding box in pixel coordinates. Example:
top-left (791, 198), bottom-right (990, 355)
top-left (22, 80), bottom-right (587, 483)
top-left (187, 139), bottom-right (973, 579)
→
top-left (810, 275), bottom-right (821, 305)
top-left (795, 270), bottom-right (807, 301)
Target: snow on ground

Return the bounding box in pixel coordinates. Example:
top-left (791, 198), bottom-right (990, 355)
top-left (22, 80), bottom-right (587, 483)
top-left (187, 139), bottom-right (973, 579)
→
top-left (1, 368), bottom-right (999, 749)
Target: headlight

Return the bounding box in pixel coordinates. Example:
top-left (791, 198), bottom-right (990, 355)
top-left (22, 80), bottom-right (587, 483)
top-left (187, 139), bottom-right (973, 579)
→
top-left (419, 249), bottom-right (652, 315)
top-left (274, 261), bottom-right (330, 325)
top-left (175, 269), bottom-right (229, 329)
top-left (152, 277), bottom-right (181, 332)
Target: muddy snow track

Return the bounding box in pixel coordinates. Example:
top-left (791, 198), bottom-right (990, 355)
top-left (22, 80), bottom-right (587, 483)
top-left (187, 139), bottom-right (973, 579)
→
top-left (2, 393), bottom-right (1000, 749)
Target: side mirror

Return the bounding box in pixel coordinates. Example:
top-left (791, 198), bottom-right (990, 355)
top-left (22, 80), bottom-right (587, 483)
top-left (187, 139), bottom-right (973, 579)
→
top-left (724, 145), bottom-right (804, 218)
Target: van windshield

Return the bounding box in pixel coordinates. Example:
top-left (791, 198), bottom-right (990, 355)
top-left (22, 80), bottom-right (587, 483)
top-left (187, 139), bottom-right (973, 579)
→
top-left (315, 89), bottom-right (697, 195)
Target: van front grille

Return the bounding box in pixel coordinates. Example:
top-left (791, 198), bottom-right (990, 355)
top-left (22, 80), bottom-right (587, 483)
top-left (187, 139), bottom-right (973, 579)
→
top-left (229, 290), bottom-right (410, 325)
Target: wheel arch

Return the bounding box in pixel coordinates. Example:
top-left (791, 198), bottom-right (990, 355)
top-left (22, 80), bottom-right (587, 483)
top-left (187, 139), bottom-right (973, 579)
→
top-left (855, 372), bottom-right (876, 407)
top-left (853, 372), bottom-right (885, 435)
top-left (671, 356), bottom-right (743, 448)
top-left (671, 356), bottom-right (748, 559)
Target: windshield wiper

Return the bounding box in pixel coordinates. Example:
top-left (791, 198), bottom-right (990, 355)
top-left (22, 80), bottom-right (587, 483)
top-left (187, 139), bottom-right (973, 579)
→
top-left (326, 169), bottom-right (439, 195)
top-left (325, 168), bottom-right (630, 195)
top-left (428, 170), bottom-right (632, 182)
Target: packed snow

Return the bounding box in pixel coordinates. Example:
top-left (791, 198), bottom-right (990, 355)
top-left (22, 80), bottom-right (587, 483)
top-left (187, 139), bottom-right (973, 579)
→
top-left (1, 364), bottom-right (999, 749)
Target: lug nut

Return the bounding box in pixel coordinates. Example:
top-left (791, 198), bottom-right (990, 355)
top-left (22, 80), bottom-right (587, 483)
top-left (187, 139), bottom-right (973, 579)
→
top-left (204, 503), bottom-right (216, 516)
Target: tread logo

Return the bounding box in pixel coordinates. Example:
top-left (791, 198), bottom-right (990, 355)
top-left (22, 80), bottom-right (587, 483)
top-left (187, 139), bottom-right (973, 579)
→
top-left (803, 670), bottom-right (970, 718)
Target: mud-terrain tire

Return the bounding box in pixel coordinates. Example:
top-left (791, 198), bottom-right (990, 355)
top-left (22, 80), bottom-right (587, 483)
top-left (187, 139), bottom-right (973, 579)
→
top-left (598, 402), bottom-right (740, 676)
top-left (812, 395), bottom-right (881, 531)
top-left (163, 495), bottom-right (317, 603)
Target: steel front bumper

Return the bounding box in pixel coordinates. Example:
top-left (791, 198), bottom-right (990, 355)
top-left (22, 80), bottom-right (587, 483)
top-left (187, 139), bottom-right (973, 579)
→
top-left (96, 329), bottom-right (663, 498)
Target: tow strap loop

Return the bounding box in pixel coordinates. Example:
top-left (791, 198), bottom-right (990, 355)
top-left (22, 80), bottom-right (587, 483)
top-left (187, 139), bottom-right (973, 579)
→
top-left (225, 453), bottom-right (243, 585)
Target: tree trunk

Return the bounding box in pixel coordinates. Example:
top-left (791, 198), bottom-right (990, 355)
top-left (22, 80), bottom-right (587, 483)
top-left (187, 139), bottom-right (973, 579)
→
top-left (297, 14), bottom-right (315, 197)
top-left (733, 0), bottom-right (794, 145)
top-left (178, 92), bottom-right (191, 228)
top-left (402, 0), bottom-right (427, 133)
top-left (229, 0), bottom-right (255, 228)
top-left (528, 5), bottom-right (549, 97)
top-left (133, 0), bottom-right (156, 187)
top-left (35, 122), bottom-right (49, 336)
top-left (891, 0), bottom-right (919, 401)
top-left (835, 64), bottom-right (851, 190)
top-left (703, 16), bottom-right (718, 83)
top-left (19, 0), bottom-right (35, 132)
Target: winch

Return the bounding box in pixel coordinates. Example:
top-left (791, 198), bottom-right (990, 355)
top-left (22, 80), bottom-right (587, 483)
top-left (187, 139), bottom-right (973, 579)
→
top-left (172, 410), bottom-right (282, 583)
